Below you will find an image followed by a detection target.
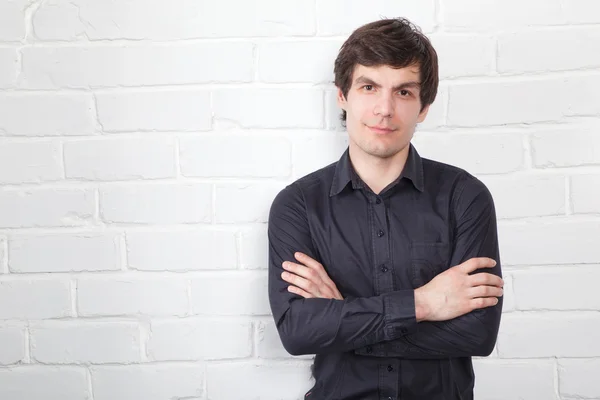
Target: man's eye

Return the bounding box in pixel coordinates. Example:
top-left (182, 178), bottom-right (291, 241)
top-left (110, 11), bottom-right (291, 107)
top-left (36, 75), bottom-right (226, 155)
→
top-left (363, 85), bottom-right (373, 91)
top-left (399, 89), bottom-right (410, 96)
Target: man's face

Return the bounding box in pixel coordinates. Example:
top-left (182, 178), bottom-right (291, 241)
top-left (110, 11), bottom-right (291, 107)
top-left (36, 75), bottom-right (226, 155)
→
top-left (337, 64), bottom-right (429, 159)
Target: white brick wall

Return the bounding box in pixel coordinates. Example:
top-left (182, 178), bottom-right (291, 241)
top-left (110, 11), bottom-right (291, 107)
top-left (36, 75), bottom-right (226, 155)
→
top-left (0, 1), bottom-right (599, 399)
top-left (0, 93), bottom-right (96, 136)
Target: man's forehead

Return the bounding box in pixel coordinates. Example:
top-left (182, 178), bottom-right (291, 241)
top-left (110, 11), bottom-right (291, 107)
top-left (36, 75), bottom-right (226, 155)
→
top-left (351, 64), bottom-right (420, 82)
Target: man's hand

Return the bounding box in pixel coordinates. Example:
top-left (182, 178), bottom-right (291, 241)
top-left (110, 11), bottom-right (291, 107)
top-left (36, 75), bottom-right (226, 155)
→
top-left (415, 257), bottom-right (503, 322)
top-left (281, 252), bottom-right (343, 300)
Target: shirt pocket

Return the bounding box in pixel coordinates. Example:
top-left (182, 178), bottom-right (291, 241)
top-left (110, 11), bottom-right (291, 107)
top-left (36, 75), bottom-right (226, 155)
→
top-left (409, 242), bottom-right (451, 288)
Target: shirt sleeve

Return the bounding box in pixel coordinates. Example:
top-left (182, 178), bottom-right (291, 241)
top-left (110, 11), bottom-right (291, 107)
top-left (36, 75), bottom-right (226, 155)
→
top-left (268, 183), bottom-right (417, 356)
top-left (354, 174), bottom-right (503, 359)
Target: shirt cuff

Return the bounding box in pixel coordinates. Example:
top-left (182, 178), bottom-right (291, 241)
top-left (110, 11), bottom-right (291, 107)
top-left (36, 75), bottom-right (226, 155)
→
top-left (382, 289), bottom-right (418, 340)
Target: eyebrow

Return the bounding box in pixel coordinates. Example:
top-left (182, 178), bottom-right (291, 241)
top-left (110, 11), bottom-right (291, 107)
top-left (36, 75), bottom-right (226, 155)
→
top-left (354, 76), bottom-right (421, 91)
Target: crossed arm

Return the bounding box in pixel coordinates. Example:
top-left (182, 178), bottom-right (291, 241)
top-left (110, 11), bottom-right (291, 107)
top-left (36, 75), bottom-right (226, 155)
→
top-left (267, 179), bottom-right (503, 359)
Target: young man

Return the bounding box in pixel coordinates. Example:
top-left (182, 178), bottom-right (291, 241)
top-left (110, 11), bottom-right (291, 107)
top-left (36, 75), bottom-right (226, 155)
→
top-left (267, 18), bottom-right (503, 400)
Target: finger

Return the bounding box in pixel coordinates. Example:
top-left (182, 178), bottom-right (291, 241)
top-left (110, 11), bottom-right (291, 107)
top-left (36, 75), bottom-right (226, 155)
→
top-left (287, 285), bottom-right (314, 299)
top-left (283, 261), bottom-right (320, 283)
top-left (469, 296), bottom-right (499, 311)
top-left (468, 285), bottom-right (504, 299)
top-left (284, 260), bottom-right (338, 299)
top-left (294, 252), bottom-right (339, 291)
top-left (468, 273), bottom-right (504, 288)
top-left (459, 257), bottom-right (497, 274)
top-left (281, 271), bottom-right (319, 296)
top-left (294, 252), bottom-right (322, 269)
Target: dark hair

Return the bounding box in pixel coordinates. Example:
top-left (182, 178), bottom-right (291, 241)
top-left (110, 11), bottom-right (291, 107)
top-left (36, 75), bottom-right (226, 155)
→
top-left (333, 18), bottom-right (439, 126)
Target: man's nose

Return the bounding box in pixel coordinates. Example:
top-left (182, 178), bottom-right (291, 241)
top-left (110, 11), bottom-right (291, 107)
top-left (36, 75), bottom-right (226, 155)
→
top-left (373, 94), bottom-right (394, 117)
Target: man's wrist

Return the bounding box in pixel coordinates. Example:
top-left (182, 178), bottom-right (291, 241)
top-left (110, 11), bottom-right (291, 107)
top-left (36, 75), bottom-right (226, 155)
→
top-left (414, 288), bottom-right (430, 322)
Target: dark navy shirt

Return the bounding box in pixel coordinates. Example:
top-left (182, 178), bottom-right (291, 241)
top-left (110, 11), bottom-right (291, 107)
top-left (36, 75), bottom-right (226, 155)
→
top-left (267, 143), bottom-right (503, 400)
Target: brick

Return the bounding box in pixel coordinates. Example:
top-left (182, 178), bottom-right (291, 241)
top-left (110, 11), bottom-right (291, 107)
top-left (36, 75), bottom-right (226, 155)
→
top-left (147, 319), bottom-right (252, 361)
top-left (215, 183), bottom-right (286, 224)
top-left (207, 361), bottom-right (311, 400)
top-left (127, 229), bottom-right (237, 271)
top-left (497, 313), bottom-right (600, 357)
top-left (258, 40), bottom-right (342, 83)
top-left (473, 359), bottom-right (557, 400)
top-left (498, 28), bottom-right (600, 73)
top-left (213, 89), bottom-right (324, 129)
top-left (292, 132), bottom-right (348, 179)
top-left (0, 237), bottom-right (5, 273)
top-left (417, 86), bottom-right (447, 131)
top-left (96, 90), bottom-right (211, 132)
top-left (0, 325), bottom-right (26, 364)
top-left (0, 0), bottom-right (27, 41)
top-left (0, 189), bottom-right (95, 228)
top-left (498, 221), bottom-right (600, 266)
top-left (34, 0), bottom-right (315, 40)
top-left (500, 273), bottom-right (516, 313)
top-left (0, 367), bottom-right (89, 400)
top-left (479, 175), bottom-right (565, 219)
top-left (30, 322), bottom-right (140, 364)
top-left (256, 320), bottom-right (287, 358)
top-left (325, 89), bottom-right (344, 131)
top-left (91, 364), bottom-right (203, 400)
top-left (447, 80), bottom-right (563, 127)
top-left (571, 174), bottom-right (600, 214)
top-left (560, 359), bottom-right (600, 398)
top-left (20, 43), bottom-right (253, 89)
top-left (64, 137), bottom-right (176, 181)
top-left (564, 0), bottom-right (600, 23)
top-left (9, 233), bottom-right (122, 273)
top-left (317, 0), bottom-right (436, 35)
top-left (0, 93), bottom-right (95, 136)
top-left (256, 320), bottom-right (312, 359)
top-left (0, 140), bottom-right (62, 184)
top-left (100, 183), bottom-right (211, 224)
top-left (444, 0), bottom-right (564, 31)
top-left (190, 272), bottom-right (270, 316)
top-left (0, 47), bottom-right (18, 88)
top-left (563, 75), bottom-right (600, 116)
top-left (0, 279), bottom-right (71, 319)
top-left (513, 266), bottom-right (600, 311)
top-left (413, 133), bottom-right (524, 174)
top-left (180, 134), bottom-right (292, 178)
top-left (532, 129), bottom-right (600, 168)
top-left (430, 34), bottom-right (494, 78)
top-left (240, 225), bottom-right (268, 270)
top-left (77, 276), bottom-right (188, 317)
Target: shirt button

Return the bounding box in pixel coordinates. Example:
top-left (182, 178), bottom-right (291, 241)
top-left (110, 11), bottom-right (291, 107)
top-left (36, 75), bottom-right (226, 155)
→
top-left (366, 346), bottom-right (373, 354)
top-left (400, 327), bottom-right (408, 334)
top-left (387, 364), bottom-right (394, 372)
top-left (377, 230), bottom-right (385, 237)
top-left (380, 264), bottom-right (388, 272)
top-left (375, 198), bottom-right (381, 204)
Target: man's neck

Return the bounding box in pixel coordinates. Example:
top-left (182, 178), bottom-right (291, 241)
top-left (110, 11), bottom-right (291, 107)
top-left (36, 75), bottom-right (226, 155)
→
top-left (348, 143), bottom-right (410, 195)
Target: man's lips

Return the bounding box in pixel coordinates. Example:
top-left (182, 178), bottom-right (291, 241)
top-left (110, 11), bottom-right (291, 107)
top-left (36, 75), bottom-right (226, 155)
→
top-left (367, 125), bottom-right (396, 134)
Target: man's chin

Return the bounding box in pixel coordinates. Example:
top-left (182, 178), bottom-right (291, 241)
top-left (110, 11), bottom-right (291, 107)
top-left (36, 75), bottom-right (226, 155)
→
top-left (362, 145), bottom-right (402, 159)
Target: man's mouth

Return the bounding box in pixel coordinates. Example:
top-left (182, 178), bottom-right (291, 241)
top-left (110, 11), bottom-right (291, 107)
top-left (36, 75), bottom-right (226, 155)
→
top-left (367, 125), bottom-right (396, 134)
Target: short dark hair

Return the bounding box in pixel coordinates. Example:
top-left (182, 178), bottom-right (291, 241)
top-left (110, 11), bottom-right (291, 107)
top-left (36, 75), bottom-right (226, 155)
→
top-left (333, 18), bottom-right (439, 125)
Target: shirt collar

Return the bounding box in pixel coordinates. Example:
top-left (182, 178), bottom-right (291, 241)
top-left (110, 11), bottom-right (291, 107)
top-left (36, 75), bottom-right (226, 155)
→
top-left (329, 143), bottom-right (425, 197)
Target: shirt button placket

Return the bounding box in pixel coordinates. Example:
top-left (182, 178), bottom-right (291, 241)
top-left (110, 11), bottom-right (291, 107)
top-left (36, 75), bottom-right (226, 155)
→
top-left (372, 194), bottom-right (397, 398)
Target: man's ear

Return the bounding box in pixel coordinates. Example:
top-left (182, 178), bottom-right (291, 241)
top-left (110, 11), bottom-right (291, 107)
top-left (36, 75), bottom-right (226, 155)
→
top-left (336, 88), bottom-right (347, 111)
top-left (417, 104), bottom-right (430, 123)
